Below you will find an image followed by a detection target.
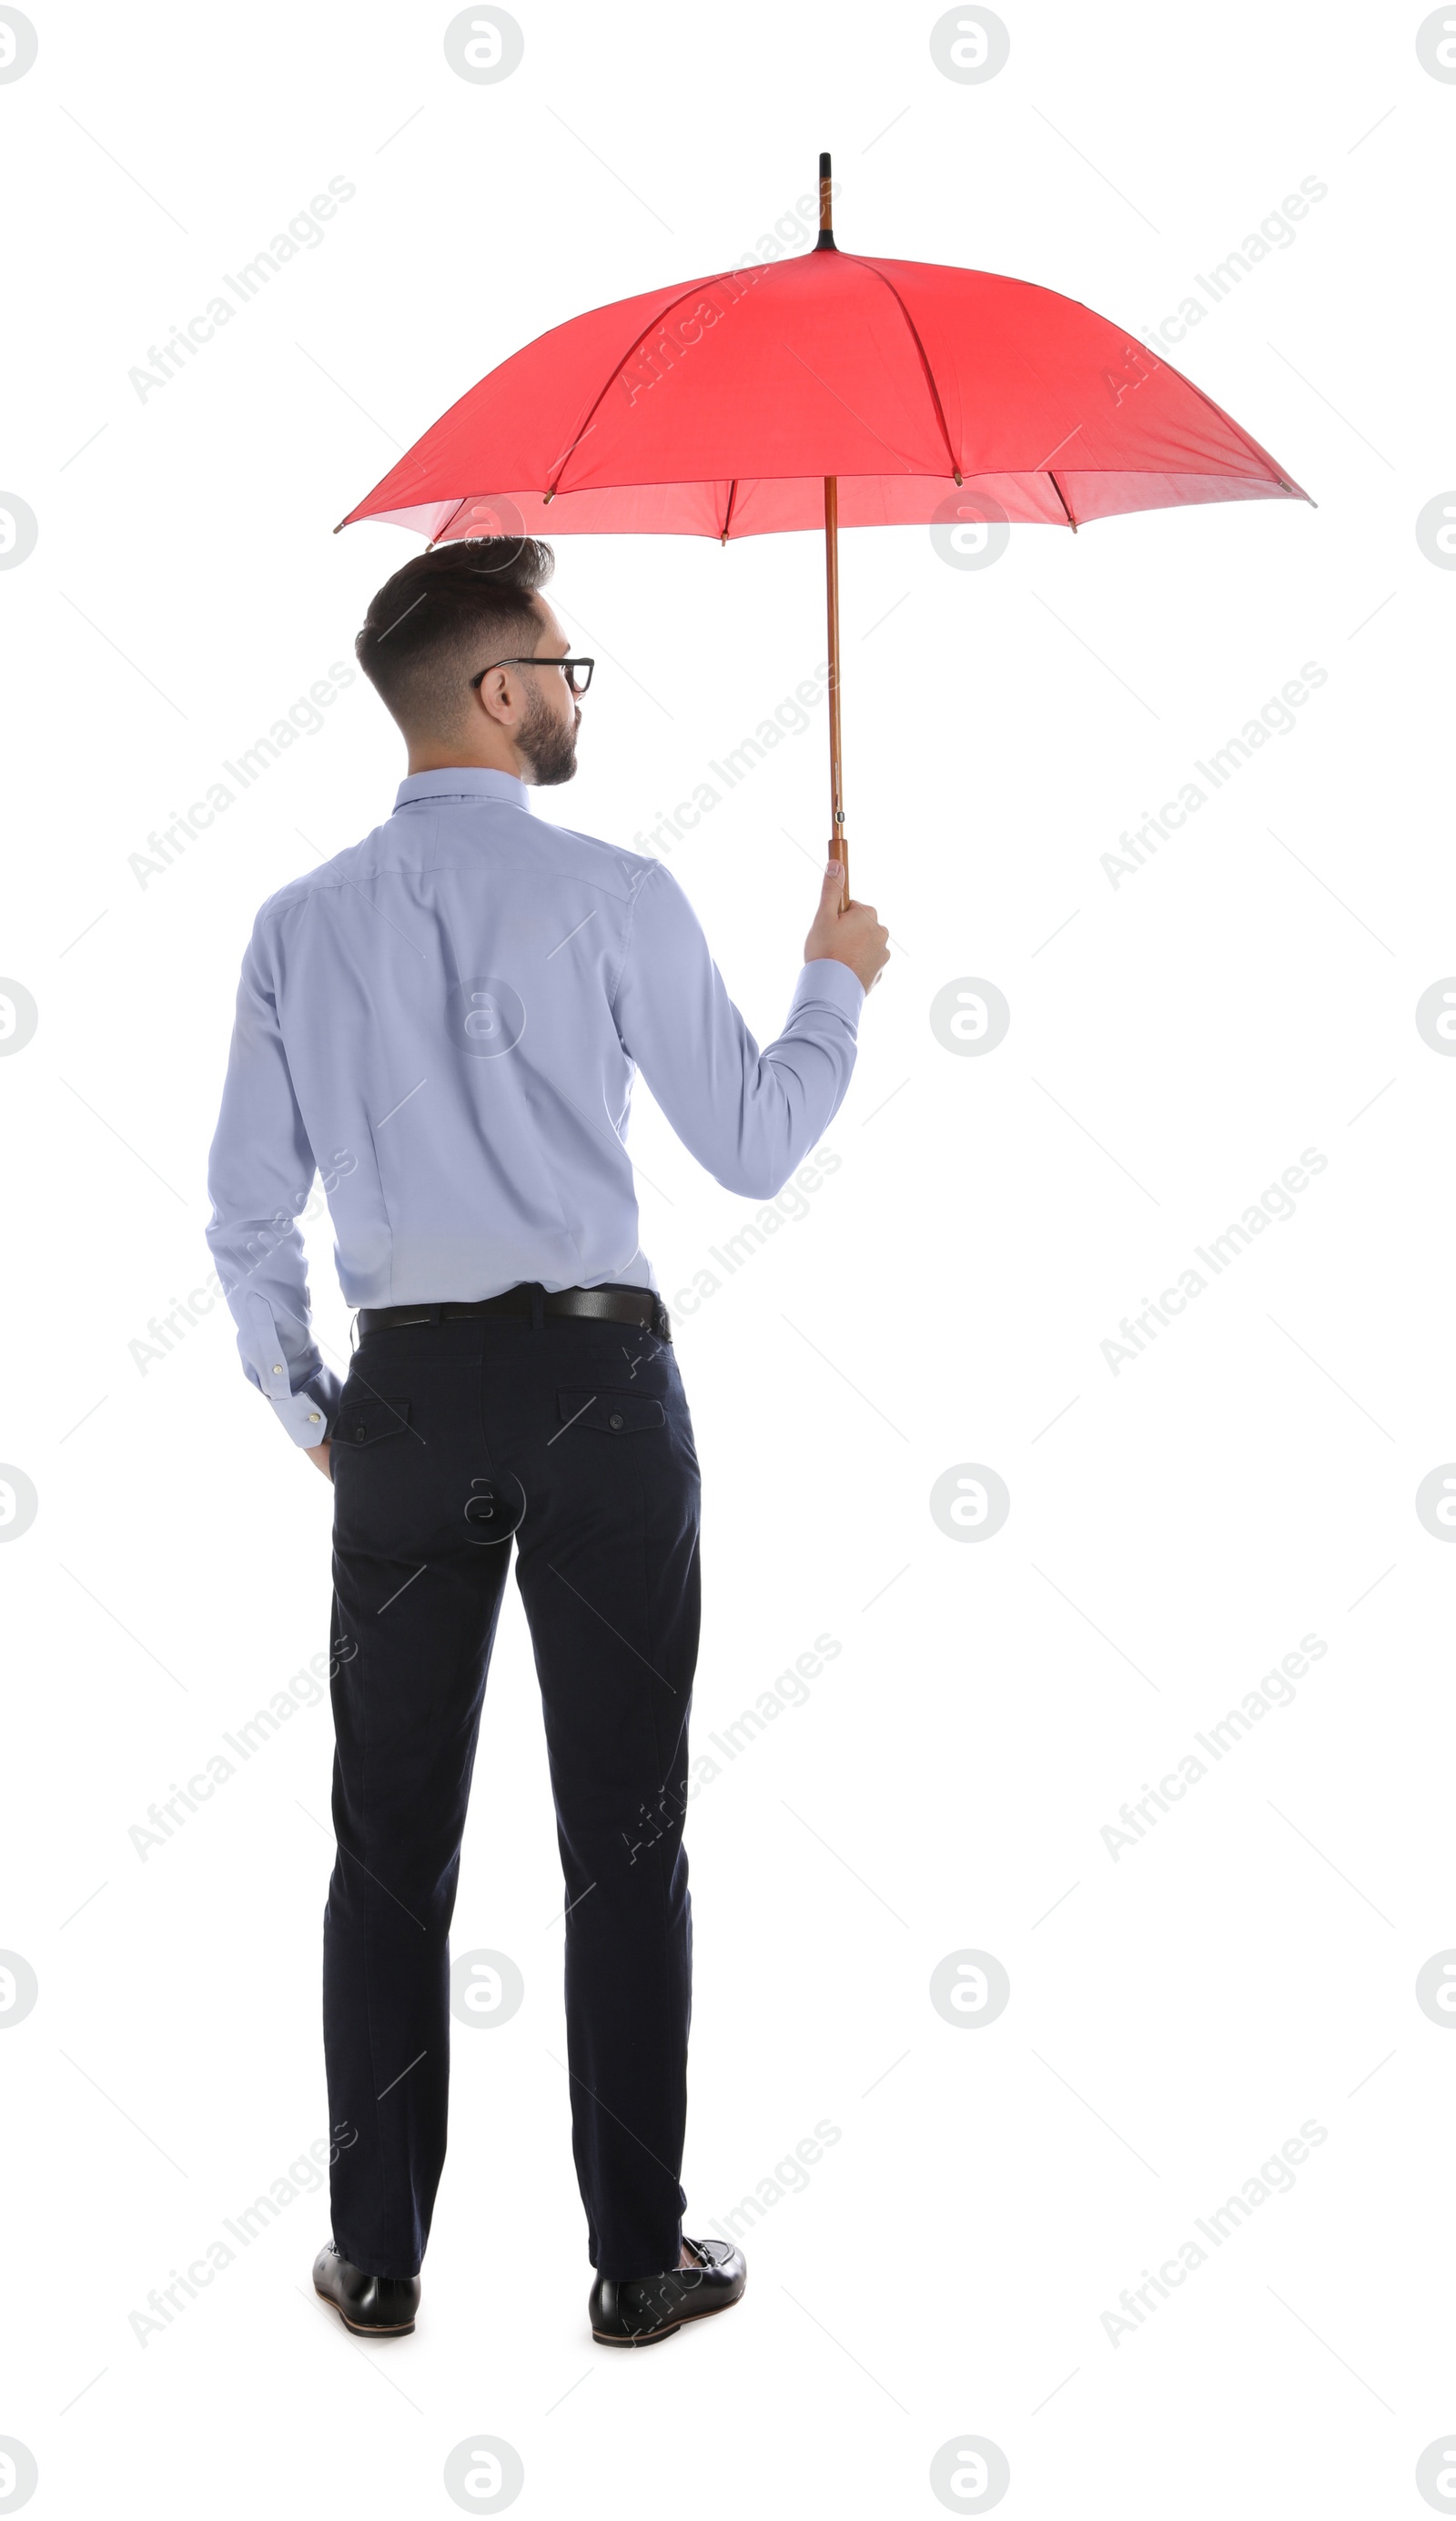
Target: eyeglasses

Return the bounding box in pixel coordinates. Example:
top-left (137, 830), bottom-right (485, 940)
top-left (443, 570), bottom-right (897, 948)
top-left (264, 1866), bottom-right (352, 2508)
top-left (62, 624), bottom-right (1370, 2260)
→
top-left (470, 654), bottom-right (594, 696)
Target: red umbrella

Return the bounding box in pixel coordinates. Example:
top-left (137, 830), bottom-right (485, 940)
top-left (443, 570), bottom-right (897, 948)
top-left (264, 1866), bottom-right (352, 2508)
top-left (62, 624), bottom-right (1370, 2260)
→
top-left (338, 156), bottom-right (1309, 896)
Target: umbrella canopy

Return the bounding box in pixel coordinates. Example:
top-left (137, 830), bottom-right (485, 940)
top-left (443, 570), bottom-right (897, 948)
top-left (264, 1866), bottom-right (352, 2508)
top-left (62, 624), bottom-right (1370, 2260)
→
top-left (338, 157), bottom-right (1309, 888)
top-left (338, 243), bottom-right (1307, 544)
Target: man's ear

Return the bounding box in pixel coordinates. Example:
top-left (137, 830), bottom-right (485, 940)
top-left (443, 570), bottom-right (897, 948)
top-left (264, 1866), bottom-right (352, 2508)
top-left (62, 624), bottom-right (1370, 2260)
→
top-left (473, 668), bottom-right (515, 728)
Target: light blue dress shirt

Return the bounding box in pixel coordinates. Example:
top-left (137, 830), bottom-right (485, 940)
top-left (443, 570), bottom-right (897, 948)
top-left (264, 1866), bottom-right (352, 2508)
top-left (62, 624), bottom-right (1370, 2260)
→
top-left (206, 767), bottom-right (866, 1443)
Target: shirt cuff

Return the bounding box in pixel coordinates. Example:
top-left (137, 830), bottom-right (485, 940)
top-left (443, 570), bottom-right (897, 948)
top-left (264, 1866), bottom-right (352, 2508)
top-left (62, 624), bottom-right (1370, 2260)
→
top-left (245, 1291), bottom-right (342, 1444)
top-left (273, 1372), bottom-right (342, 1445)
top-left (794, 956), bottom-right (867, 1024)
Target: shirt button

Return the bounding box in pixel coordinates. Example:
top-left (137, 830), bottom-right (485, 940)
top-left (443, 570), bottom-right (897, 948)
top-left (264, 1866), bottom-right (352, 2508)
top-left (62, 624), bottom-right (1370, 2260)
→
top-left (308, 1412), bottom-right (321, 1423)
top-left (609, 1412), bottom-right (624, 1430)
top-left (272, 1364), bottom-right (284, 1375)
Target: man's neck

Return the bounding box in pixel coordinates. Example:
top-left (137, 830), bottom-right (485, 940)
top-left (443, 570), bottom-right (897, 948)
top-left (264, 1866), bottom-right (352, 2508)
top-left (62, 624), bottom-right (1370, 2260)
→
top-left (405, 744), bottom-right (531, 780)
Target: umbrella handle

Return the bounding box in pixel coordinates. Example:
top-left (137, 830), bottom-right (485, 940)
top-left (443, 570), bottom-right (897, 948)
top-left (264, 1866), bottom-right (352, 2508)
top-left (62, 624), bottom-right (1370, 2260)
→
top-left (824, 474), bottom-right (848, 902)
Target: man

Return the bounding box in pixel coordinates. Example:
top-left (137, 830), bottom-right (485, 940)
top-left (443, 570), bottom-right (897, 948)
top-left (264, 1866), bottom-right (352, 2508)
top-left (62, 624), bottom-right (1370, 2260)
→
top-left (205, 535), bottom-right (888, 2347)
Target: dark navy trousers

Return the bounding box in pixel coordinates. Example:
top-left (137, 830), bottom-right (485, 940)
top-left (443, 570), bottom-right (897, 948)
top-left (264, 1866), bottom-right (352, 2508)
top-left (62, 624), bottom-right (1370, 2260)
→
top-left (322, 1296), bottom-right (701, 2282)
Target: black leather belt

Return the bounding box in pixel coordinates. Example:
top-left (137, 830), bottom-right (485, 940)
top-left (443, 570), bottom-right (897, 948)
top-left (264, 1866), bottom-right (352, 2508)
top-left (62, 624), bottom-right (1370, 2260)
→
top-left (357, 1282), bottom-right (671, 1341)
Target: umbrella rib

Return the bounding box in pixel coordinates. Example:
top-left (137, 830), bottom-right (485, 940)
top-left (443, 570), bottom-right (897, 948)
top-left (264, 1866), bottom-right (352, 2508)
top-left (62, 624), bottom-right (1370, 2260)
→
top-left (836, 254), bottom-right (963, 483)
top-left (1159, 358), bottom-right (1306, 494)
top-left (427, 496), bottom-right (471, 549)
top-left (544, 269), bottom-right (745, 500)
top-left (1046, 471), bottom-right (1078, 532)
top-left (720, 479), bottom-right (738, 542)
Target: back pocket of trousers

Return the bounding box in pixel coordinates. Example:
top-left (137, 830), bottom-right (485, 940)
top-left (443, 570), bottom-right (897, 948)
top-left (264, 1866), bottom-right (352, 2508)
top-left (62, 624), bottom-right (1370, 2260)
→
top-left (336, 1396), bottom-right (413, 1447)
top-left (556, 1390), bottom-right (665, 1435)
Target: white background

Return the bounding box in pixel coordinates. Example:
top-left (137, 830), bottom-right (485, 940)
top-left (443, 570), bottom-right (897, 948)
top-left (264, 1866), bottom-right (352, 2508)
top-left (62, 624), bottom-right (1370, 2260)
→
top-left (3, 1), bottom-right (1455, 2514)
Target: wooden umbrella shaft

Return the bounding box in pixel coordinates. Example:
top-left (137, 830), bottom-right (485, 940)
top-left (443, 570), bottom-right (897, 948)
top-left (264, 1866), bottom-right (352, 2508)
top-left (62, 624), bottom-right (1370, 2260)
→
top-left (824, 474), bottom-right (847, 898)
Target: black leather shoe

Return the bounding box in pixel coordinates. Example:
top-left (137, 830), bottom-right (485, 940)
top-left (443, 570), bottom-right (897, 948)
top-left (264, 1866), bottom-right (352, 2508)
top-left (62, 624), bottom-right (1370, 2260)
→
top-left (312, 2241), bottom-right (420, 2336)
top-left (590, 2237), bottom-right (746, 2346)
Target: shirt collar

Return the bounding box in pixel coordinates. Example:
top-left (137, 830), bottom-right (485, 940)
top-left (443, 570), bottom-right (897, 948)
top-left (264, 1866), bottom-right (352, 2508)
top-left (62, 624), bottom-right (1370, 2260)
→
top-left (393, 766), bottom-right (531, 813)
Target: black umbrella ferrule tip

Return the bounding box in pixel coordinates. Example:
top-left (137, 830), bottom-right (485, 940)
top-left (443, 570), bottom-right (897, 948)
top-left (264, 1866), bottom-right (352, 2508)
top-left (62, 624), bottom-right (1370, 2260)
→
top-left (815, 148), bottom-right (836, 250)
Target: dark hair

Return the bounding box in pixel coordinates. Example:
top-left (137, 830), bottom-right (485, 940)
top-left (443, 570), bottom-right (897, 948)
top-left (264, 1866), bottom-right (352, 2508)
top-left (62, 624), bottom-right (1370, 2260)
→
top-left (355, 535), bottom-right (555, 735)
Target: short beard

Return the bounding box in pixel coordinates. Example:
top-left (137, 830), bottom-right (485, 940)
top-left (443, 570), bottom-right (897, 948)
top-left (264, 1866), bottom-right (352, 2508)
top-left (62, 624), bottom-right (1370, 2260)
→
top-left (517, 683), bottom-right (580, 786)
